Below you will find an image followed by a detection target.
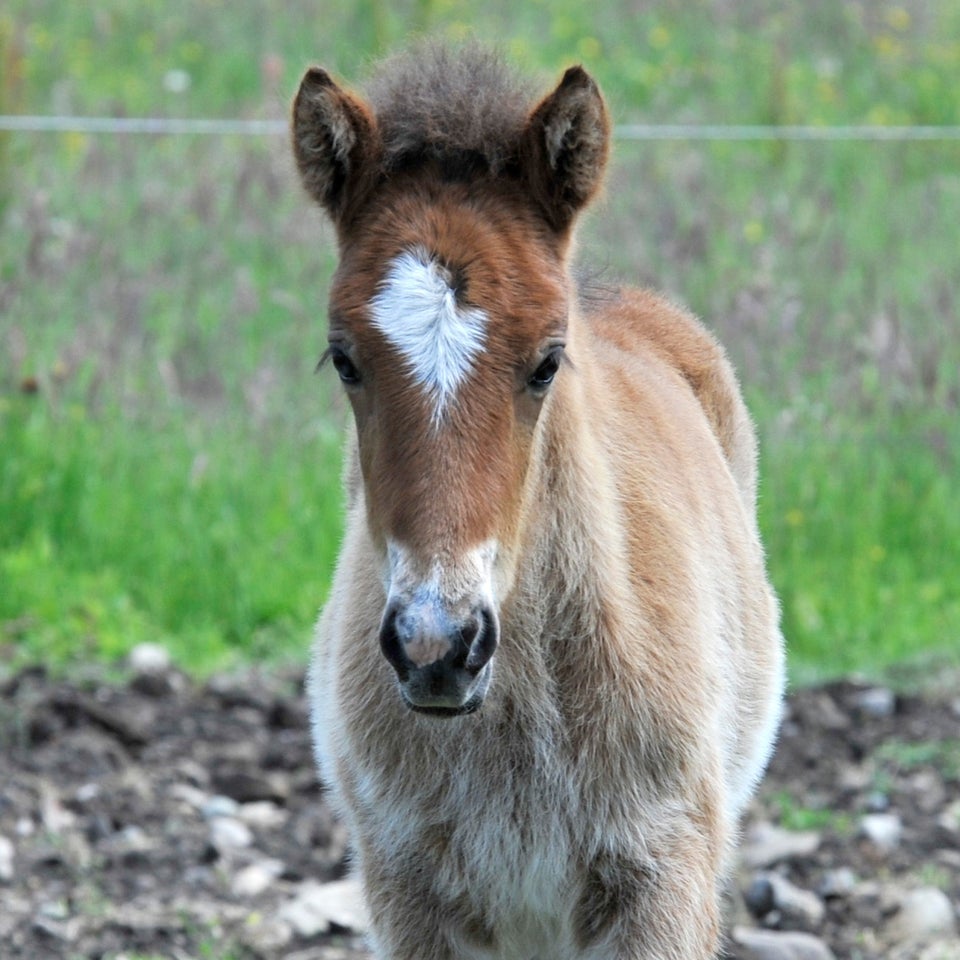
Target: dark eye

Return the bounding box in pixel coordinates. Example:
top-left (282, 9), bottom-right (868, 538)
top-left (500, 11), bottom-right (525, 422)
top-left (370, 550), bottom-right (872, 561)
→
top-left (328, 346), bottom-right (361, 386)
top-left (528, 347), bottom-right (564, 392)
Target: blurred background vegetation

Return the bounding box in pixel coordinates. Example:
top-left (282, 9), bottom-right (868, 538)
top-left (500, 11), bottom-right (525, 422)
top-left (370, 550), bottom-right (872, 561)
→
top-left (1, 0), bottom-right (958, 682)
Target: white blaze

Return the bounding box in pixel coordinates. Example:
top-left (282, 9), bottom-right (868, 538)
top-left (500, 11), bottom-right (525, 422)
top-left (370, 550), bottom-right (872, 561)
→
top-left (369, 248), bottom-right (487, 422)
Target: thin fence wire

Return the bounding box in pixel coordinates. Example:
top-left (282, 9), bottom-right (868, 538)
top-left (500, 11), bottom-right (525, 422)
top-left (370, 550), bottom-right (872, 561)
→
top-left (3, 114), bottom-right (960, 141)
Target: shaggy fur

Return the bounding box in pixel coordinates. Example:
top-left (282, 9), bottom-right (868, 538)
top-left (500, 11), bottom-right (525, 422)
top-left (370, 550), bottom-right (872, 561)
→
top-left (292, 45), bottom-right (784, 960)
top-left (365, 43), bottom-right (534, 177)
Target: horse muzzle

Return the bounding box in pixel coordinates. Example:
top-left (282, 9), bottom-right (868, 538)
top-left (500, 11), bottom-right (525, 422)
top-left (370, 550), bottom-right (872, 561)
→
top-left (378, 600), bottom-right (499, 716)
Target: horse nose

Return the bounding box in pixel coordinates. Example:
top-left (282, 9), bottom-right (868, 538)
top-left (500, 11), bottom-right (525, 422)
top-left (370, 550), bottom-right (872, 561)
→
top-left (378, 602), bottom-right (499, 713)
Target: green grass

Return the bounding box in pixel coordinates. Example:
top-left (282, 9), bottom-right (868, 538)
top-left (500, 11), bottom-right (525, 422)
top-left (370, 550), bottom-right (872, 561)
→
top-left (2, 0), bottom-right (959, 678)
top-left (770, 790), bottom-right (854, 835)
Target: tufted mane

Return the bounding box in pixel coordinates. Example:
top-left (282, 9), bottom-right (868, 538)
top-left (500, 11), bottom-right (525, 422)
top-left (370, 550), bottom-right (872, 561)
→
top-left (363, 43), bottom-right (536, 178)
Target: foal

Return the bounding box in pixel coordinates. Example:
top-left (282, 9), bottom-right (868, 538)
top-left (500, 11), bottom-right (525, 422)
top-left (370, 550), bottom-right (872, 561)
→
top-left (293, 46), bottom-right (784, 960)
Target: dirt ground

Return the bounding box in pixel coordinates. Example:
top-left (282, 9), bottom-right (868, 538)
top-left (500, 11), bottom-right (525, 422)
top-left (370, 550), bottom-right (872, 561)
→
top-left (1, 661), bottom-right (957, 959)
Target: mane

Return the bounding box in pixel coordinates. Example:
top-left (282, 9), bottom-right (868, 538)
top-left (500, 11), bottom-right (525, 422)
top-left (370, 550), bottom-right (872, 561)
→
top-left (363, 43), bottom-right (536, 178)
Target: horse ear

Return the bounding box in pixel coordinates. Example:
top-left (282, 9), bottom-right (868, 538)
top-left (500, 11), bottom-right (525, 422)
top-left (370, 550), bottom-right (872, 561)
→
top-left (292, 67), bottom-right (379, 225)
top-left (522, 66), bottom-right (611, 232)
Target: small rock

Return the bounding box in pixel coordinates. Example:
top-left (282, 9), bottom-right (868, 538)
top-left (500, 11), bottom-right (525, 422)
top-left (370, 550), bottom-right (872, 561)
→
top-left (742, 823), bottom-right (822, 869)
top-left (208, 816), bottom-right (254, 852)
top-left (859, 812), bottom-right (903, 851)
top-left (169, 782), bottom-right (208, 810)
top-left (128, 642), bottom-right (172, 674)
top-left (911, 940), bottom-right (960, 960)
top-left (853, 686), bottom-right (896, 718)
top-left (39, 784), bottom-right (76, 834)
top-left (938, 800), bottom-right (960, 833)
top-left (864, 790), bottom-right (890, 813)
top-left (0, 835), bottom-right (14, 883)
top-left (811, 693), bottom-right (851, 730)
top-left (885, 887), bottom-right (957, 944)
top-left (74, 782), bottom-right (101, 805)
top-left (279, 878), bottom-right (369, 938)
top-left (240, 914), bottom-right (295, 953)
top-left (817, 867), bottom-right (857, 899)
top-left (238, 800), bottom-right (288, 830)
top-left (231, 858), bottom-right (286, 897)
top-left (201, 794), bottom-right (240, 820)
top-left (731, 925), bottom-right (836, 960)
top-left (907, 769), bottom-right (947, 814)
top-left (744, 875), bottom-right (778, 917)
top-left (837, 765), bottom-right (871, 793)
top-left (745, 873), bottom-right (825, 931)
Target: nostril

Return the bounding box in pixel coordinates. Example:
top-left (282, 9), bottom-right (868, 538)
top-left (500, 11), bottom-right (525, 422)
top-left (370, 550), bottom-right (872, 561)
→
top-left (465, 606), bottom-right (499, 676)
top-left (378, 603), bottom-right (413, 682)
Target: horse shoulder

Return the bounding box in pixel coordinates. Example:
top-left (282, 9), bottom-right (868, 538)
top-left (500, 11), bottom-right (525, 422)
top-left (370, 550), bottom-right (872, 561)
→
top-left (586, 286), bottom-right (759, 511)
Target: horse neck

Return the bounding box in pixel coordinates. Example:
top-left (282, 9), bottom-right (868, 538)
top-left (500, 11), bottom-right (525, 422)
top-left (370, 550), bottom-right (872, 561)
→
top-left (513, 316), bottom-right (634, 638)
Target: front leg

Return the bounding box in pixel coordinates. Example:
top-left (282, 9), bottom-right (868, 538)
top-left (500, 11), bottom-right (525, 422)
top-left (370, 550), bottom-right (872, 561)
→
top-left (574, 828), bottom-right (724, 959)
top-left (357, 845), bottom-right (495, 960)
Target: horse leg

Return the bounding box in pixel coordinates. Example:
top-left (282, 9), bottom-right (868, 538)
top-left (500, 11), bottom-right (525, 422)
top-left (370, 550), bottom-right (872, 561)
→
top-left (359, 851), bottom-right (495, 960)
top-left (573, 822), bottom-right (725, 959)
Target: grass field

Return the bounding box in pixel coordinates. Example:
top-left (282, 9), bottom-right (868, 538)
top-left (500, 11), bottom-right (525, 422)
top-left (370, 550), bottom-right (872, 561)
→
top-left (2, 0), bottom-right (959, 683)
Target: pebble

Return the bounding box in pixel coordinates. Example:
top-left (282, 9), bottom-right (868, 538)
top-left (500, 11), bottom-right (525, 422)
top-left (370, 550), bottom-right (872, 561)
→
top-left (240, 914), bottom-right (295, 953)
top-left (744, 873), bottom-right (825, 930)
top-left (279, 878), bottom-right (369, 938)
top-left (910, 940), bottom-right (960, 960)
top-left (864, 790), bottom-right (890, 812)
top-left (816, 867), bottom-right (857, 899)
top-left (742, 822), bottom-right (822, 869)
top-left (168, 782), bottom-right (208, 810)
top-left (208, 816), bottom-right (253, 852)
top-left (859, 812), bottom-right (903, 851)
top-left (937, 800), bottom-right (960, 833)
top-left (731, 925), bottom-right (836, 960)
top-left (885, 887), bottom-right (957, 943)
top-left (237, 800), bottom-right (288, 830)
top-left (231, 858), bottom-right (285, 897)
top-left (201, 794), bottom-right (240, 820)
top-left (127, 642), bottom-right (172, 675)
top-left (853, 686), bottom-right (896, 719)
top-left (0, 835), bottom-right (14, 883)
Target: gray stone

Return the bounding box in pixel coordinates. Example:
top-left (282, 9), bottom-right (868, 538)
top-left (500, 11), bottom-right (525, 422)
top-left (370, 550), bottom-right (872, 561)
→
top-left (888, 939), bottom-right (960, 960)
top-left (853, 686), bottom-right (896, 718)
top-left (0, 835), bottom-right (14, 883)
top-left (279, 879), bottom-right (369, 938)
top-left (731, 925), bottom-right (836, 960)
top-left (744, 873), bottom-right (825, 930)
top-left (237, 800), bottom-right (288, 830)
top-left (938, 800), bottom-right (960, 833)
top-left (128, 642), bottom-right (172, 675)
top-left (859, 812), bottom-right (903, 851)
top-left (240, 915), bottom-right (295, 953)
top-left (817, 867), bottom-right (857, 899)
top-left (742, 822), bottom-right (822, 868)
top-left (885, 887), bottom-right (957, 943)
top-left (208, 816), bottom-right (253, 852)
top-left (201, 794), bottom-right (240, 820)
top-left (231, 857), bottom-right (285, 897)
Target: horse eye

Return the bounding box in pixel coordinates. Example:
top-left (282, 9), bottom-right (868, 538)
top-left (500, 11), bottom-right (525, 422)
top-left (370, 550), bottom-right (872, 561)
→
top-left (329, 347), bottom-right (361, 386)
top-left (528, 348), bottom-right (563, 391)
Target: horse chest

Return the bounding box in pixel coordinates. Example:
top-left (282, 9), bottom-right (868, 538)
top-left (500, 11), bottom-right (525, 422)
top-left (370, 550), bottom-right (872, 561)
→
top-left (351, 720), bottom-right (586, 902)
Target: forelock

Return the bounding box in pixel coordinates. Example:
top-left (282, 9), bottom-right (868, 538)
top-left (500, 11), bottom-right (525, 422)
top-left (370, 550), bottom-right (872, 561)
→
top-left (363, 42), bottom-right (536, 177)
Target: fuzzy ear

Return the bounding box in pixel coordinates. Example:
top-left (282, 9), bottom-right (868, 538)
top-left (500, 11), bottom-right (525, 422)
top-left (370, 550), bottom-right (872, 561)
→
top-left (291, 67), bottom-right (379, 225)
top-left (522, 66), bottom-right (611, 232)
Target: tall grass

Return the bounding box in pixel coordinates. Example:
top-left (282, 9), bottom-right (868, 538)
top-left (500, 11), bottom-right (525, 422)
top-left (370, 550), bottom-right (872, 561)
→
top-left (1, 0), bottom-right (959, 679)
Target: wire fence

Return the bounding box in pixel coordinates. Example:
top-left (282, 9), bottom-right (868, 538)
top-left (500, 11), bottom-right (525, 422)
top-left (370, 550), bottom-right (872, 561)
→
top-left (4, 114), bottom-right (960, 141)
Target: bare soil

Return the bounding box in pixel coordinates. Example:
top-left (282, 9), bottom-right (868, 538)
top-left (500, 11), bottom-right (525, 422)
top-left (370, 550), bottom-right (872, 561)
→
top-left (1, 664), bottom-right (958, 959)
